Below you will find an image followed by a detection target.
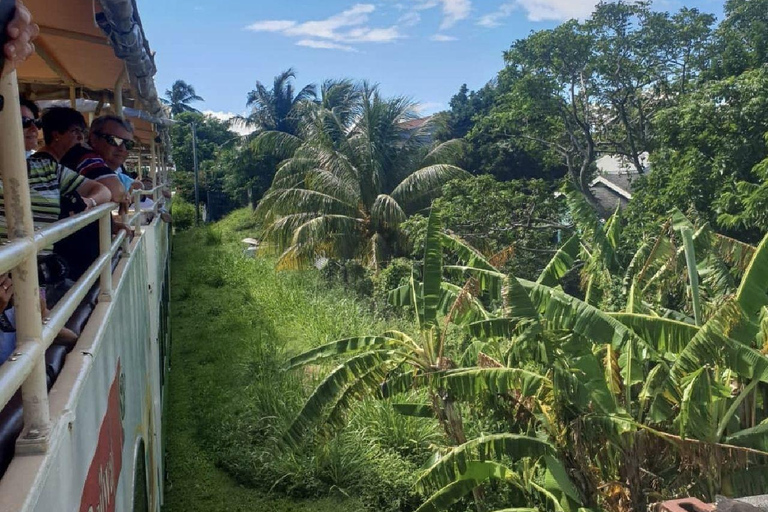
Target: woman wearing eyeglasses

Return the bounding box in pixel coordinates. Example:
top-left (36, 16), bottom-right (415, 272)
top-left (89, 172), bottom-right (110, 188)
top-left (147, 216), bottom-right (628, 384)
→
top-left (1, 103), bottom-right (110, 240)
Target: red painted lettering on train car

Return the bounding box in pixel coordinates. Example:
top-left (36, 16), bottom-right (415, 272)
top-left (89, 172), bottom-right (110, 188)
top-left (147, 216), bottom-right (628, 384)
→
top-left (79, 362), bottom-right (124, 512)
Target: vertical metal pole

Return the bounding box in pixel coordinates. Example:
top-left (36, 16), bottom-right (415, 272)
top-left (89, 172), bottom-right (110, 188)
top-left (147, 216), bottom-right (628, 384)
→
top-left (98, 214), bottom-right (113, 302)
top-left (68, 86), bottom-right (76, 109)
top-left (0, 72), bottom-right (50, 452)
top-left (114, 67), bottom-right (127, 119)
top-left (150, 132), bottom-right (157, 188)
top-left (191, 123), bottom-right (199, 225)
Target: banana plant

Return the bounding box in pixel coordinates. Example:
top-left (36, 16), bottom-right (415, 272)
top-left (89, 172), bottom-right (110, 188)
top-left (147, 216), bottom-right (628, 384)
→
top-left (409, 216), bottom-right (768, 508)
top-left (282, 210), bottom-right (490, 451)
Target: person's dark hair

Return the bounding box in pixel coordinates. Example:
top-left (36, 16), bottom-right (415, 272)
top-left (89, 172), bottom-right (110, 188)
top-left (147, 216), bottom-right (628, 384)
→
top-left (90, 115), bottom-right (134, 138)
top-left (41, 107), bottom-right (87, 145)
top-left (19, 97), bottom-right (39, 119)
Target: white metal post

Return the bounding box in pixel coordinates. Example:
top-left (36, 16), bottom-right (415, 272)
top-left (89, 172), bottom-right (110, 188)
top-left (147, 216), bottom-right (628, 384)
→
top-left (150, 133), bottom-right (157, 188)
top-left (98, 214), bottom-right (113, 302)
top-left (0, 72), bottom-right (50, 452)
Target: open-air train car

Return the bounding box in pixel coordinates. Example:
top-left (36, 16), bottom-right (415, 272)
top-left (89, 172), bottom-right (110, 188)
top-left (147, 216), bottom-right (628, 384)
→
top-left (0, 1), bottom-right (171, 510)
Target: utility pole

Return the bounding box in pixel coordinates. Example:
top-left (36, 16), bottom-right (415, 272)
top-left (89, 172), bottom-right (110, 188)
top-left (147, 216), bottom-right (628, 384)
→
top-left (191, 122), bottom-right (200, 225)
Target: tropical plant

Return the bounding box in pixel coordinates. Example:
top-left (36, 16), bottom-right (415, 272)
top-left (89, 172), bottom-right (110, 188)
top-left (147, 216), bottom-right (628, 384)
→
top-left (255, 82), bottom-right (469, 270)
top-left (162, 79), bottom-right (205, 116)
top-left (412, 205), bottom-right (768, 511)
top-left (244, 68), bottom-right (317, 134)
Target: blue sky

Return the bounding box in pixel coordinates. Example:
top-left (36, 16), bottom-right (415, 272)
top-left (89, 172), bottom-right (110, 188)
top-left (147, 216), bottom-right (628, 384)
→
top-left (136, 0), bottom-right (725, 121)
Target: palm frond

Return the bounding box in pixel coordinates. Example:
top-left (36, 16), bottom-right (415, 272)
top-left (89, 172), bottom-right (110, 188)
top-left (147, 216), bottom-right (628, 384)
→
top-left (422, 139), bottom-right (466, 167)
top-left (371, 194), bottom-right (406, 230)
top-left (391, 164), bottom-right (471, 209)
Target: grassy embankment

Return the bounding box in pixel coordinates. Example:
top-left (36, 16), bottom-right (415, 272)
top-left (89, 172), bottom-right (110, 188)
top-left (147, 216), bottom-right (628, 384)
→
top-left (164, 209), bottom-right (436, 512)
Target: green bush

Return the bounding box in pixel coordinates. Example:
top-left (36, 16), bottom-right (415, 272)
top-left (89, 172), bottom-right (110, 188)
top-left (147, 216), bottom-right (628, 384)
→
top-left (172, 197), bottom-right (196, 231)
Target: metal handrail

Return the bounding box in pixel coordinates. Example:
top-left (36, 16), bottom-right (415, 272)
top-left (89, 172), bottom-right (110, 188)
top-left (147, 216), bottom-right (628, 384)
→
top-left (40, 231), bottom-right (126, 346)
top-left (0, 204), bottom-right (116, 276)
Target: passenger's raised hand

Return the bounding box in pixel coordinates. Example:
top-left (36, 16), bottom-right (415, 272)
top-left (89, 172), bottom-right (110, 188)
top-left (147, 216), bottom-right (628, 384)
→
top-left (2, 1), bottom-right (39, 77)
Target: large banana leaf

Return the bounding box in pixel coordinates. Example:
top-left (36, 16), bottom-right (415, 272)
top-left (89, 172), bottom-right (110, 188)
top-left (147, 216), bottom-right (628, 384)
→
top-left (608, 314), bottom-right (699, 355)
top-left (650, 300), bottom-right (768, 422)
top-left (519, 279), bottom-right (660, 356)
top-left (444, 265), bottom-right (505, 301)
top-left (283, 351), bottom-right (391, 447)
top-left (736, 233), bottom-right (768, 319)
top-left (416, 433), bottom-right (554, 493)
top-left (537, 235), bottom-right (581, 287)
top-left (434, 368), bottom-right (552, 401)
top-left (680, 227), bottom-right (703, 326)
top-left (677, 367), bottom-right (729, 441)
top-left (440, 232), bottom-right (498, 272)
top-left (422, 209), bottom-right (444, 330)
top-left (413, 479), bottom-right (480, 512)
top-left (283, 335), bottom-right (408, 369)
top-left (466, 318), bottom-right (524, 339)
top-left (563, 184), bottom-right (618, 272)
top-left (388, 281), bottom-right (490, 324)
top-left (724, 422), bottom-right (768, 451)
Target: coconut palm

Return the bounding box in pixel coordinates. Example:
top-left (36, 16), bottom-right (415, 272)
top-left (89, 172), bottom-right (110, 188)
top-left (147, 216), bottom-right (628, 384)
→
top-left (255, 82), bottom-right (469, 270)
top-left (162, 80), bottom-right (204, 116)
top-left (245, 68), bottom-right (317, 134)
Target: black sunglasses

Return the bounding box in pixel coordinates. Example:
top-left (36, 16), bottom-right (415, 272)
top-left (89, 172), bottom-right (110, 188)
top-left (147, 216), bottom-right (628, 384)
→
top-left (22, 117), bottom-right (42, 129)
top-left (95, 132), bottom-right (136, 151)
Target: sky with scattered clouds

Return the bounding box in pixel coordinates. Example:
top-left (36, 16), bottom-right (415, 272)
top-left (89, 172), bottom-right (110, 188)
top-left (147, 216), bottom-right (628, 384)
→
top-left (137, 0), bottom-right (724, 122)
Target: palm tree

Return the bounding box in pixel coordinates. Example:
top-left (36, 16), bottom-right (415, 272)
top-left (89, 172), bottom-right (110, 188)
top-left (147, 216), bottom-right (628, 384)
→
top-left (255, 82), bottom-right (469, 270)
top-left (162, 80), bottom-right (204, 116)
top-left (245, 68), bottom-right (317, 134)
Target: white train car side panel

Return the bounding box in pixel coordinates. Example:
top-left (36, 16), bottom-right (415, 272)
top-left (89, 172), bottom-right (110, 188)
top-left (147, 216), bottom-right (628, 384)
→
top-left (0, 220), bottom-right (169, 512)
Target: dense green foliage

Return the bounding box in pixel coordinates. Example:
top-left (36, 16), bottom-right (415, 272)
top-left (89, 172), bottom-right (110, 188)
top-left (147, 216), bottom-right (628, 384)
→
top-left (165, 1), bottom-right (768, 511)
top-left (166, 211), bottom-right (438, 511)
top-left (255, 81), bottom-right (468, 270)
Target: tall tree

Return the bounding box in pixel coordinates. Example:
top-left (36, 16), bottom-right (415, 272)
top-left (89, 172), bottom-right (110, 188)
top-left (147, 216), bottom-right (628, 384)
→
top-left (162, 80), bottom-right (204, 116)
top-left (255, 82), bottom-right (469, 270)
top-left (245, 68), bottom-right (317, 134)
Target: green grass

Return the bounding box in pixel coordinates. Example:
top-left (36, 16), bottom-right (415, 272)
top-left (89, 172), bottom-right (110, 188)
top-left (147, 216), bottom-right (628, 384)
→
top-left (163, 209), bottom-right (427, 512)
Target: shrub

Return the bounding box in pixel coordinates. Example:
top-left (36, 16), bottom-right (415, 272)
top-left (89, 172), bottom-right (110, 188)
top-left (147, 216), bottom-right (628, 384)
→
top-left (172, 197), bottom-right (196, 231)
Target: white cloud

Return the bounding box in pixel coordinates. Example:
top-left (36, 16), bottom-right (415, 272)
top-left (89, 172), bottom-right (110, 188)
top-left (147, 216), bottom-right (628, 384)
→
top-left (297, 39), bottom-right (357, 52)
top-left (203, 111), bottom-right (255, 137)
top-left (412, 0), bottom-right (472, 29)
top-left (245, 20), bottom-right (297, 32)
top-left (245, 4), bottom-right (402, 50)
top-left (477, 2), bottom-right (516, 27)
top-left (398, 11), bottom-right (421, 26)
top-left (430, 34), bottom-right (457, 42)
top-left (514, 0), bottom-right (600, 21)
top-left (437, 0), bottom-right (472, 29)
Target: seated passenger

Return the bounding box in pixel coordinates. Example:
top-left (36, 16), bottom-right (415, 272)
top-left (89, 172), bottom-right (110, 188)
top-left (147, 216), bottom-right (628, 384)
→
top-left (0, 103), bottom-right (110, 240)
top-left (64, 115), bottom-right (138, 205)
top-left (57, 115), bottom-right (136, 279)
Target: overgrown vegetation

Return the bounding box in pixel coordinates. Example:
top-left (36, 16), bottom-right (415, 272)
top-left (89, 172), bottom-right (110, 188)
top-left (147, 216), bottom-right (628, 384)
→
top-left (166, 210), bottom-right (435, 511)
top-left (164, 0), bottom-right (768, 510)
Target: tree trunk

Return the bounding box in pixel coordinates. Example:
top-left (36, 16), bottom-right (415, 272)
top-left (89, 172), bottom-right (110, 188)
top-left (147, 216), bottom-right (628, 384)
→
top-left (433, 393), bottom-right (486, 512)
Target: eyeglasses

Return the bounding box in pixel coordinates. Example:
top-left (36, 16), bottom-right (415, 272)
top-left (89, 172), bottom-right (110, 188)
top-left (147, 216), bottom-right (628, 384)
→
top-left (95, 132), bottom-right (136, 151)
top-left (68, 127), bottom-right (87, 138)
top-left (21, 117), bottom-right (42, 129)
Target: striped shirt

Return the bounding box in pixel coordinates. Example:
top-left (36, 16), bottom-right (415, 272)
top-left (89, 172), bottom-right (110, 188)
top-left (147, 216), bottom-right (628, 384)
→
top-left (0, 153), bottom-right (85, 240)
